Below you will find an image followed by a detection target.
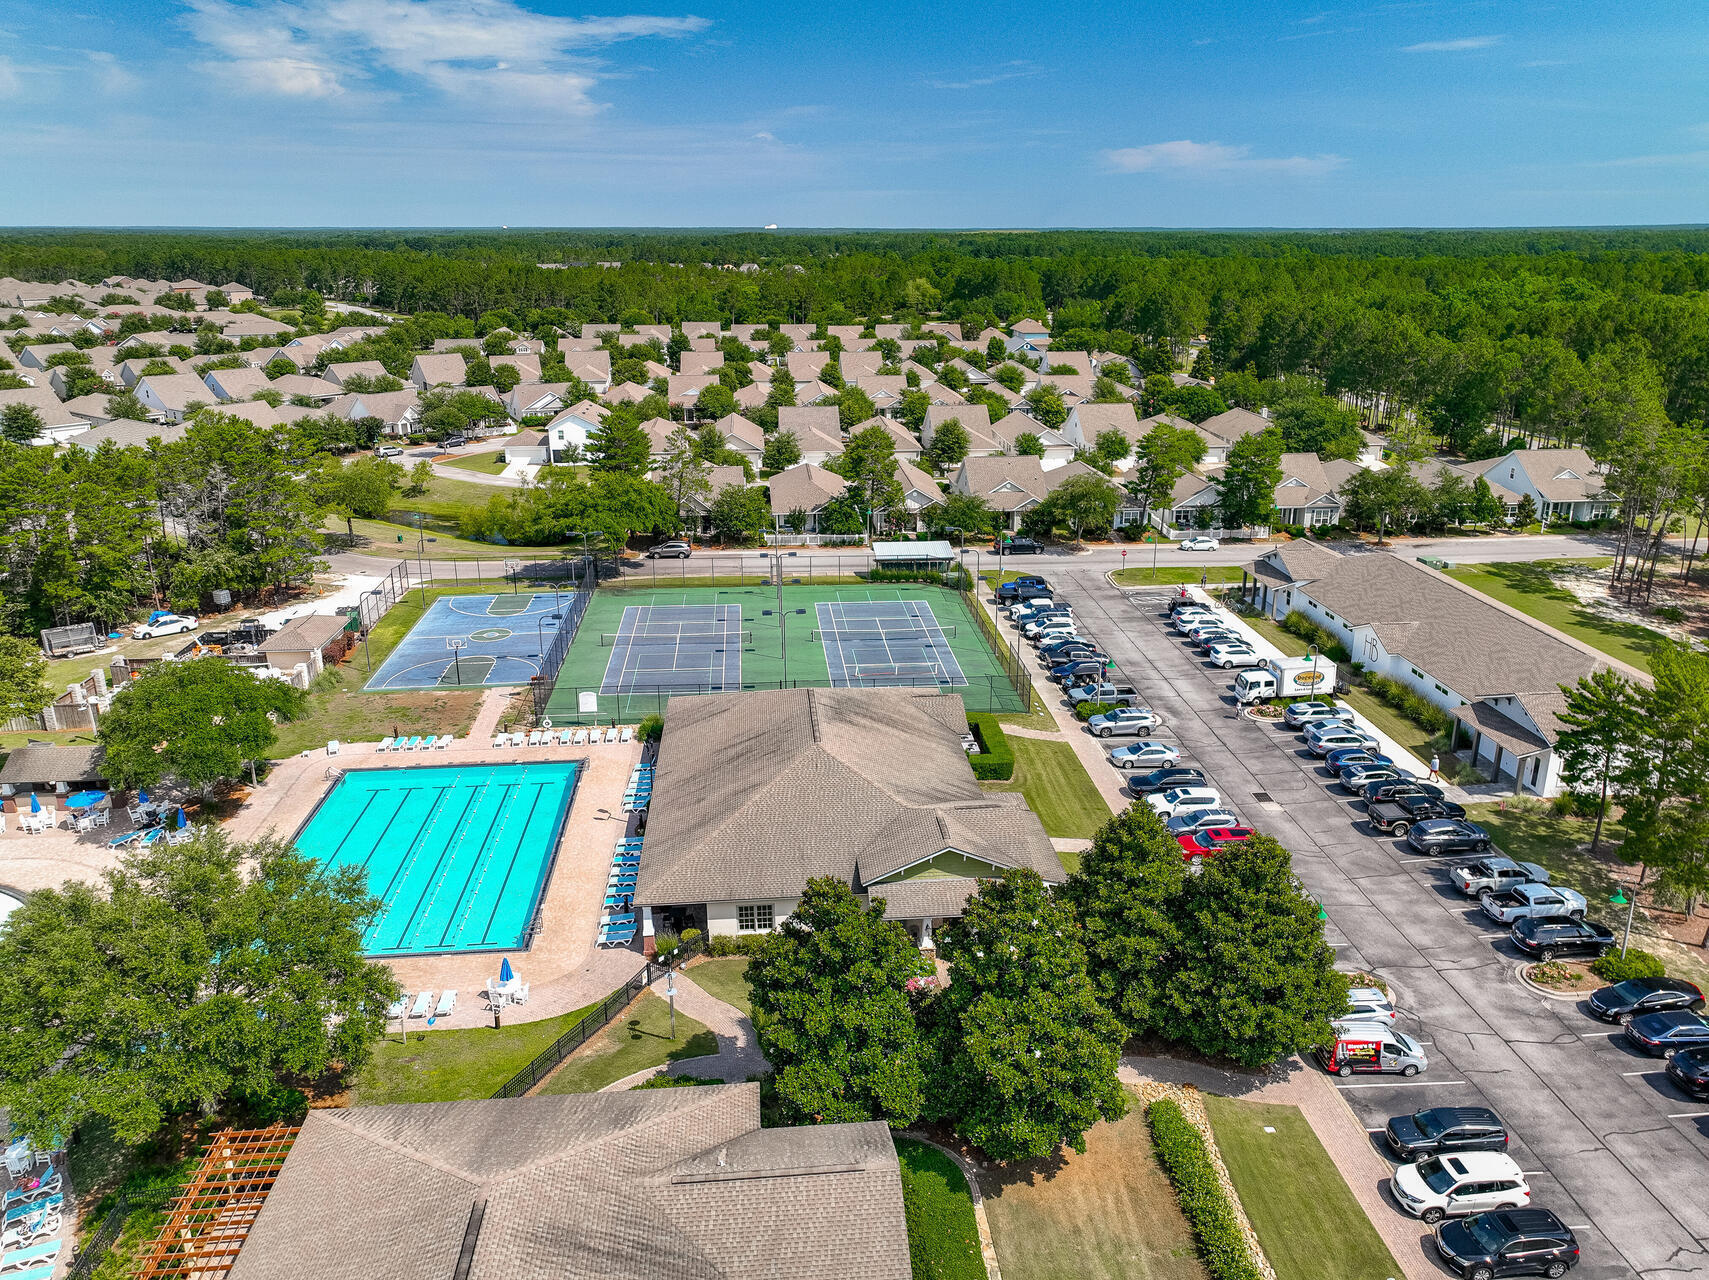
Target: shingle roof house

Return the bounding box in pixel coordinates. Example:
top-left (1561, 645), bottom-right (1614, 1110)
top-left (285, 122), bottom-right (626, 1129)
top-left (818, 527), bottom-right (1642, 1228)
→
top-left (225, 1084), bottom-right (909, 1280)
top-left (409, 353), bottom-right (468, 389)
top-left (635, 688), bottom-right (1063, 938)
top-left (764, 463), bottom-right (847, 525)
top-left (951, 455), bottom-right (1098, 530)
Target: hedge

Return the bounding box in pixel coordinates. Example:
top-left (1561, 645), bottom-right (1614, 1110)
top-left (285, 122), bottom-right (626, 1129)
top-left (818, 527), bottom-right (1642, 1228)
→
top-left (1147, 1098), bottom-right (1263, 1280)
top-left (1361, 672), bottom-right (1452, 736)
top-left (707, 934), bottom-right (773, 957)
top-left (965, 712), bottom-right (1015, 781)
top-left (865, 565), bottom-right (974, 589)
top-left (1591, 948), bottom-right (1664, 982)
top-left (1073, 700), bottom-right (1116, 722)
top-left (1279, 610), bottom-right (1350, 664)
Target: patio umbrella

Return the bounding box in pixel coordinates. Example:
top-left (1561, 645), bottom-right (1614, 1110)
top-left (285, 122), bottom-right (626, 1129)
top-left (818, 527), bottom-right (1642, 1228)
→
top-left (499, 957), bottom-right (514, 984)
top-left (64, 790), bottom-right (107, 810)
top-left (28, 793), bottom-right (40, 815)
top-left (137, 788), bottom-right (150, 805)
top-left (175, 807), bottom-right (188, 830)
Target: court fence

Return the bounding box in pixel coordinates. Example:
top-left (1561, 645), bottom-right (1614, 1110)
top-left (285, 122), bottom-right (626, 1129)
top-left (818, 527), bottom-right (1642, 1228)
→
top-left (960, 579), bottom-right (1039, 711)
top-left (528, 589), bottom-right (592, 721)
top-left (491, 938), bottom-right (705, 1099)
top-left (539, 674), bottom-right (1024, 724)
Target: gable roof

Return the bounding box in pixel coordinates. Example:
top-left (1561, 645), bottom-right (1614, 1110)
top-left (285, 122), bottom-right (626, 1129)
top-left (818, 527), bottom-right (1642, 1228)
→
top-left (1197, 407), bottom-right (1273, 445)
top-left (410, 353), bottom-right (467, 385)
top-left (712, 413), bottom-right (764, 451)
top-left (0, 742), bottom-right (107, 786)
top-left (776, 405), bottom-right (842, 438)
top-left (955, 456), bottom-right (1099, 509)
top-left (765, 462), bottom-right (848, 515)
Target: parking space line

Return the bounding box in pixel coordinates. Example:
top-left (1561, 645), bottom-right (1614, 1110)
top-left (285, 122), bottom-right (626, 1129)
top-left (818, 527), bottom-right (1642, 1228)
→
top-left (1336, 1079), bottom-right (1467, 1089)
top-left (1667, 1112), bottom-right (1709, 1119)
top-left (1580, 1030), bottom-right (1621, 1037)
top-left (1622, 1069), bottom-right (1662, 1076)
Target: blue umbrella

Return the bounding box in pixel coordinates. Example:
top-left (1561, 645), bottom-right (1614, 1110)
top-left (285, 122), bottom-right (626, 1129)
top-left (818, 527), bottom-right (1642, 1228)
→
top-left (137, 789), bottom-right (150, 805)
top-left (28, 793), bottom-right (40, 814)
top-left (499, 957), bottom-right (514, 983)
top-left (175, 807), bottom-right (188, 830)
top-left (64, 790), bottom-right (107, 810)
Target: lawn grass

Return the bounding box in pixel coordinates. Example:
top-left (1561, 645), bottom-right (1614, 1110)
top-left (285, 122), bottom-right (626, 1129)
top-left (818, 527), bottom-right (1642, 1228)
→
top-left (1202, 1094), bottom-right (1400, 1280)
top-left (685, 956), bottom-right (752, 1017)
top-left (351, 1000), bottom-right (599, 1104)
top-left (1110, 564), bottom-right (1247, 588)
top-left (441, 450), bottom-right (511, 475)
top-left (1338, 684), bottom-right (1447, 763)
top-left (981, 736), bottom-right (1112, 839)
top-left (330, 515), bottom-right (567, 561)
top-left (1463, 800), bottom-right (1629, 903)
top-left (980, 1092), bottom-right (1205, 1280)
top-left (896, 1139), bottom-right (987, 1280)
top-left (536, 991), bottom-right (717, 1094)
top-left (1444, 559), bottom-right (1658, 673)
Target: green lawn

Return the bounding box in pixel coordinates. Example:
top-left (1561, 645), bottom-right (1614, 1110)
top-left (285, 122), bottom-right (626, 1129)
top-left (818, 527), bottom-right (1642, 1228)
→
top-left (330, 514), bottom-right (569, 561)
top-left (896, 1139), bottom-right (987, 1280)
top-left (1338, 685), bottom-right (1447, 764)
top-left (1444, 560), bottom-right (1658, 673)
top-left (352, 1000), bottom-right (599, 1104)
top-left (1463, 801), bottom-right (1628, 903)
top-left (685, 956), bottom-right (752, 1017)
top-left (537, 991), bottom-right (717, 1093)
top-left (441, 450), bottom-right (511, 475)
top-left (982, 736), bottom-right (1112, 839)
top-left (1110, 564), bottom-right (1247, 588)
top-left (1203, 1095), bottom-right (1400, 1280)
top-left (981, 1092), bottom-right (1206, 1280)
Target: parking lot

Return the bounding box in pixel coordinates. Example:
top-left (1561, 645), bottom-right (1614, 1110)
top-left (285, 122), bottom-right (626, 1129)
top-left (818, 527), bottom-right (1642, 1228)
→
top-left (1008, 566), bottom-right (1709, 1280)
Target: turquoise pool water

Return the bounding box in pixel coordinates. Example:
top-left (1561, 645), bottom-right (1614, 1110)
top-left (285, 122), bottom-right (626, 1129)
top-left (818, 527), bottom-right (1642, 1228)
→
top-left (295, 762), bottom-right (580, 957)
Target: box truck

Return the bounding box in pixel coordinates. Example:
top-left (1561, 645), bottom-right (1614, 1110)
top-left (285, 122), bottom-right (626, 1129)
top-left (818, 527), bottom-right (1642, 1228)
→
top-left (1233, 656), bottom-right (1336, 704)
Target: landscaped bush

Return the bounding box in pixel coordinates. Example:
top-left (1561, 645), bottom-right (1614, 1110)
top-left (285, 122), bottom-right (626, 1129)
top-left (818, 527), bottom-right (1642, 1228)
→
top-left (708, 934), bottom-right (772, 957)
top-left (1654, 605), bottom-right (1686, 623)
top-left (965, 712), bottom-right (1015, 780)
top-left (1278, 610), bottom-right (1350, 663)
top-left (1361, 672), bottom-right (1452, 735)
top-left (864, 565), bottom-right (974, 589)
top-left (636, 713), bottom-right (663, 743)
top-left (1073, 700), bottom-right (1115, 721)
top-left (1591, 949), bottom-right (1665, 982)
top-left (1147, 1098), bottom-right (1263, 1280)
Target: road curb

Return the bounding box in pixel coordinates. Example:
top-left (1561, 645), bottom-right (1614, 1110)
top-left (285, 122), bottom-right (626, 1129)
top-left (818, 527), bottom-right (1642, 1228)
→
top-left (1513, 959), bottom-right (1595, 1003)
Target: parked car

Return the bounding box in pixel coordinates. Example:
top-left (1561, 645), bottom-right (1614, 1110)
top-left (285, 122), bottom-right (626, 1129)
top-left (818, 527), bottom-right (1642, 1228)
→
top-left (1307, 727), bottom-right (1381, 758)
top-left (1481, 883), bottom-right (1588, 924)
top-left (645, 540), bottom-right (692, 558)
top-left (1369, 792), bottom-right (1467, 836)
top-left (1392, 1152), bottom-right (1530, 1224)
top-left (134, 613), bottom-right (198, 638)
top-left (1317, 1026), bottom-right (1427, 1077)
top-left (994, 536), bottom-right (1043, 555)
top-left (1451, 857), bottom-right (1550, 897)
top-left (1165, 808), bottom-right (1242, 837)
top-left (1006, 598), bottom-right (1061, 621)
top-left (1039, 638), bottom-right (1095, 660)
top-left (1129, 767), bottom-right (1207, 795)
top-left (1023, 615), bottom-right (1077, 639)
top-left (1624, 1010), bottom-right (1709, 1057)
top-left (1364, 777), bottom-right (1445, 808)
top-left (1343, 985), bottom-right (1398, 1025)
top-left (1145, 785), bottom-right (1222, 818)
top-left (994, 575), bottom-right (1049, 603)
top-left (1385, 1106), bottom-right (1509, 1161)
top-left (1432, 1208), bottom-right (1579, 1279)
top-left (1042, 644), bottom-right (1105, 666)
top-left (1186, 621), bottom-right (1235, 642)
top-left (1666, 1046), bottom-right (1709, 1099)
top-left (1406, 819), bottom-right (1494, 856)
top-left (1206, 643), bottom-right (1264, 669)
top-left (1108, 740), bottom-right (1179, 769)
top-left (1168, 598), bottom-right (1210, 616)
top-left (1325, 746), bottom-right (1394, 771)
top-left (1340, 763), bottom-right (1409, 792)
top-left (1088, 706), bottom-right (1161, 737)
top-left (1586, 976), bottom-right (1706, 1024)
top-left (1284, 701), bottom-right (1352, 728)
top-left (1510, 916), bottom-right (1615, 961)
top-left (1176, 825), bottom-right (1254, 861)
top-left (441, 433), bottom-right (468, 447)
top-left (1050, 659), bottom-right (1106, 685)
top-left (1068, 682), bottom-right (1142, 708)
top-left (374, 444), bottom-right (403, 457)
top-left (1172, 611), bottom-right (1219, 634)
top-left (1193, 632), bottom-right (1244, 655)
top-left (1180, 536), bottom-right (1220, 551)
top-left (1030, 621), bottom-right (1080, 647)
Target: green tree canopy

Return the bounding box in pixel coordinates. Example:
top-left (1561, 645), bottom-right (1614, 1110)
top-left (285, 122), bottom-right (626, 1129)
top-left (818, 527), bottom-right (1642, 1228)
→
top-left (1216, 426), bottom-right (1284, 531)
top-left (705, 483), bottom-right (771, 545)
top-left (1024, 384), bottom-right (1068, 429)
top-left (1273, 390), bottom-right (1363, 461)
top-left (1554, 668), bottom-right (1644, 856)
top-left (762, 428), bottom-right (801, 472)
top-left (588, 414), bottom-right (652, 474)
top-left (1126, 422), bottom-right (1205, 522)
top-left (1042, 472), bottom-right (1121, 545)
top-left (0, 635), bottom-right (52, 723)
top-left (0, 404), bottom-right (43, 444)
top-left (925, 418), bottom-right (970, 472)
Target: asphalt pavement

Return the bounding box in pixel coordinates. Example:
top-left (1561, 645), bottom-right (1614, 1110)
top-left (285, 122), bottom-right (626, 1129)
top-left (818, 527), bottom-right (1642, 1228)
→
top-left (1042, 563), bottom-right (1708, 1280)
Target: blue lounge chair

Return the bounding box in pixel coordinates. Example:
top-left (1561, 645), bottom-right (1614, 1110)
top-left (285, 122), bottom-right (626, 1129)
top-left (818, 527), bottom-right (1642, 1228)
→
top-left (6, 1264), bottom-right (56, 1280)
top-left (0, 1239), bottom-right (60, 1273)
top-left (2, 1194), bottom-right (59, 1225)
top-left (1, 1175), bottom-right (57, 1210)
top-left (599, 927), bottom-right (637, 947)
top-left (420, 735), bottom-right (437, 751)
top-left (405, 736), bottom-right (423, 751)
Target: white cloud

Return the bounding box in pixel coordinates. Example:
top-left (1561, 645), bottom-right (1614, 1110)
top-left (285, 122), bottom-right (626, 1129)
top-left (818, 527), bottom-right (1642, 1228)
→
top-left (1402, 35), bottom-right (1503, 52)
top-left (0, 57), bottom-right (19, 97)
top-left (928, 61), bottom-right (1045, 91)
top-left (85, 50), bottom-right (139, 94)
top-left (1101, 139), bottom-right (1345, 177)
top-left (182, 0), bottom-right (708, 113)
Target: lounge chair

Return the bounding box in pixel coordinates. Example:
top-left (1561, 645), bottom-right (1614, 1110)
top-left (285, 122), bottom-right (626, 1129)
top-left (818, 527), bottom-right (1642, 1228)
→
top-left (405, 735), bottom-right (423, 751)
top-left (385, 996), bottom-right (408, 1020)
top-left (420, 735), bottom-right (437, 751)
top-left (608, 871), bottom-right (638, 885)
top-left (491, 734), bottom-right (507, 749)
top-left (409, 991), bottom-right (433, 1019)
top-left (0, 1239), bottom-right (61, 1273)
top-left (4, 1263), bottom-right (57, 1280)
top-left (0, 1207), bottom-right (60, 1249)
top-left (1, 1177), bottom-right (58, 1211)
top-left (435, 734), bottom-right (452, 749)
top-left (513, 982), bottom-right (530, 1005)
top-left (603, 726), bottom-right (619, 744)
top-left (603, 893), bottom-right (633, 909)
top-left (558, 728), bottom-right (573, 745)
top-left (1, 1195), bottom-right (59, 1227)
top-left (377, 736), bottom-right (395, 753)
top-left (619, 725), bottom-right (634, 743)
top-left (599, 927), bottom-right (637, 948)
top-left (600, 912), bottom-right (637, 928)
top-left (571, 728), bottom-right (588, 746)
top-left (137, 827), bottom-right (165, 847)
top-left (527, 730), bottom-right (543, 747)
top-left (107, 827), bottom-right (140, 848)
top-left (435, 990), bottom-right (456, 1018)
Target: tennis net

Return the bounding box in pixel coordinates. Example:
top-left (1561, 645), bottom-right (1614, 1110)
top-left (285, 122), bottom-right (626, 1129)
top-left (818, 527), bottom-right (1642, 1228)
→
top-left (808, 624), bottom-right (956, 643)
top-left (599, 629), bottom-right (754, 647)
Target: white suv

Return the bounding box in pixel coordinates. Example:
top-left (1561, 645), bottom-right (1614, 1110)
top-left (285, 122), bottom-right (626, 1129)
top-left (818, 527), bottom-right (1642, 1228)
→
top-left (1145, 786), bottom-right (1222, 819)
top-left (1390, 1152), bottom-right (1529, 1223)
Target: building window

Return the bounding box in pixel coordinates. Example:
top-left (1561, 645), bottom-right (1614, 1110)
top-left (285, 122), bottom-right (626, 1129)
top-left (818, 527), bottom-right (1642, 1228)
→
top-left (736, 904), bottom-right (774, 933)
top-left (1410, 667), bottom-right (1422, 678)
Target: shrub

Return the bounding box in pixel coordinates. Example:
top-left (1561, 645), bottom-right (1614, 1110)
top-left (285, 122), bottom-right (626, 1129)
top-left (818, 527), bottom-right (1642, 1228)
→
top-left (1278, 610), bottom-right (1349, 663)
top-left (653, 931), bottom-right (682, 963)
top-left (633, 1073), bottom-right (725, 1090)
top-left (1362, 672), bottom-right (1452, 735)
top-left (1590, 949), bottom-right (1664, 983)
top-left (1654, 605), bottom-right (1686, 623)
top-left (1073, 700), bottom-right (1115, 722)
top-left (864, 565), bottom-right (974, 589)
top-left (965, 712), bottom-right (1015, 780)
top-left (1147, 1099), bottom-right (1262, 1280)
top-left (636, 713), bottom-right (663, 743)
top-left (708, 934), bottom-right (772, 957)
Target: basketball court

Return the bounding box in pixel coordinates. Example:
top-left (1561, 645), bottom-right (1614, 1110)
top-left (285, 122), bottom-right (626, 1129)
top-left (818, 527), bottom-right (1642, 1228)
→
top-left (366, 593), bottom-right (571, 691)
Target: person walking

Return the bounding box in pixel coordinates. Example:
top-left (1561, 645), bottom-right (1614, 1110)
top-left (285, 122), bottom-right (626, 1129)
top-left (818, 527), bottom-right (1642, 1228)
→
top-left (1429, 752), bottom-right (1441, 781)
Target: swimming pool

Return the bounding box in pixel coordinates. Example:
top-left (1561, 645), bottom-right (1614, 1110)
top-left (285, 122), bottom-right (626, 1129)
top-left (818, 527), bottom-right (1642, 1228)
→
top-left (294, 763), bottom-right (580, 957)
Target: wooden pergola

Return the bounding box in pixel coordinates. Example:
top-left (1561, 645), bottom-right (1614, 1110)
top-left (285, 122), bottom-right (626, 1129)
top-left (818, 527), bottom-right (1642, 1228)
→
top-left (135, 1126), bottom-right (300, 1280)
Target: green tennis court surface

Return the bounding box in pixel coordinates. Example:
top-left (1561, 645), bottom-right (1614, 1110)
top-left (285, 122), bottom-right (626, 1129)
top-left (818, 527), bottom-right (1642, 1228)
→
top-left (544, 583), bottom-right (1024, 721)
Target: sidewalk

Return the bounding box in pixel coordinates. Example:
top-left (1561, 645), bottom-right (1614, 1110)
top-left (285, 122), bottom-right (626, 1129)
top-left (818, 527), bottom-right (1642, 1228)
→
top-left (600, 969), bottom-right (767, 1090)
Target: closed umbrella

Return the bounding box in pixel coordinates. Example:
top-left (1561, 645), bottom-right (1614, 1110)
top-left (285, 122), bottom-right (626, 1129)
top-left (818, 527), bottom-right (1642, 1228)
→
top-left (137, 789), bottom-right (150, 806)
top-left (499, 957), bottom-right (514, 984)
top-left (28, 794), bottom-right (40, 815)
top-left (175, 807), bottom-right (188, 830)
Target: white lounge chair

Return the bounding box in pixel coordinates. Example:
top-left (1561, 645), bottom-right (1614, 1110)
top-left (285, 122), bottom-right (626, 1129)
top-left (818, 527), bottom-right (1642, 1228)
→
top-left (0, 1239), bottom-right (61, 1274)
top-left (420, 735), bottom-right (437, 751)
top-left (619, 725), bottom-right (634, 743)
top-left (491, 734), bottom-right (507, 749)
top-left (603, 725), bottom-right (619, 743)
top-left (558, 728), bottom-right (573, 745)
top-left (527, 730), bottom-right (543, 747)
top-left (386, 995), bottom-right (409, 1020)
top-left (435, 990), bottom-right (457, 1018)
top-left (435, 734), bottom-right (452, 749)
top-left (409, 991), bottom-right (433, 1018)
top-left (377, 736), bottom-right (395, 753)
top-left (571, 728), bottom-right (588, 746)
top-left (513, 982), bottom-right (530, 1005)
top-left (405, 735), bottom-right (423, 751)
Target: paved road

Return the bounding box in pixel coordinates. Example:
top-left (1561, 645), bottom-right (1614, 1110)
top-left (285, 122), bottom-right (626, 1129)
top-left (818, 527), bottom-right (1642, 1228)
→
top-left (1045, 564), bottom-right (1708, 1280)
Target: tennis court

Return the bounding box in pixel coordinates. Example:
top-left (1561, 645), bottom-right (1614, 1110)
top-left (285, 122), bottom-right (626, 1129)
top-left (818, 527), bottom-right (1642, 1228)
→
top-left (366, 592), bottom-right (582, 691)
top-left (294, 762), bottom-right (580, 957)
top-left (544, 582), bottom-right (1026, 720)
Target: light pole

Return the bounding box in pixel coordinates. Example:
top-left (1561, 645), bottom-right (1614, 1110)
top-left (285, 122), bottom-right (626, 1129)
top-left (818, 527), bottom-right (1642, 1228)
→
top-left (764, 607), bottom-right (806, 684)
top-left (1609, 885), bottom-right (1639, 958)
top-left (535, 612), bottom-right (561, 657)
top-left (412, 514), bottom-right (436, 605)
top-left (563, 530), bottom-right (591, 589)
top-left (1307, 644), bottom-right (1320, 695)
top-left (361, 588), bottom-right (384, 673)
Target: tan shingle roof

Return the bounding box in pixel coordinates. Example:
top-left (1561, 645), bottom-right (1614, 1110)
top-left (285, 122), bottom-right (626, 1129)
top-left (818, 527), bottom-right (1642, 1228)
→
top-left (0, 743), bottom-right (106, 786)
top-left (1197, 407), bottom-right (1273, 445)
top-left (766, 463), bottom-right (846, 515)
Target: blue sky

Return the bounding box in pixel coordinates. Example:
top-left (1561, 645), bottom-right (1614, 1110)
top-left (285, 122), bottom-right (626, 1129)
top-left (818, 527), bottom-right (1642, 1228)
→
top-left (2, 0), bottom-right (1705, 227)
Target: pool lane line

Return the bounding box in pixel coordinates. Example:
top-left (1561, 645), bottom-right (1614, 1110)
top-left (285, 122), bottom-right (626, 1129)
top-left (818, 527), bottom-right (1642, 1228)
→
top-left (363, 784), bottom-right (443, 950)
top-left (433, 777), bottom-right (528, 950)
top-left (381, 782), bottom-right (480, 953)
top-left (471, 781), bottom-right (554, 947)
top-left (393, 778), bottom-right (492, 953)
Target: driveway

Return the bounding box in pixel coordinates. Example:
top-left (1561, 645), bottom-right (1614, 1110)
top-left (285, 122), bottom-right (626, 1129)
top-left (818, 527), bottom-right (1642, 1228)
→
top-left (1053, 564), bottom-right (1709, 1280)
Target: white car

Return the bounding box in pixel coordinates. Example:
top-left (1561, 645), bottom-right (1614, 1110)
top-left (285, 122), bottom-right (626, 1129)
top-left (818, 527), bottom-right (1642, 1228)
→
top-left (1480, 883), bottom-right (1588, 924)
top-left (134, 613), bottom-right (198, 638)
top-left (1108, 740), bottom-right (1179, 769)
top-left (1145, 786), bottom-right (1222, 819)
top-left (1341, 986), bottom-right (1398, 1025)
top-left (1172, 610), bottom-right (1219, 634)
top-left (1390, 1152), bottom-right (1529, 1224)
top-left (1179, 536), bottom-right (1220, 552)
top-left (1206, 643), bottom-right (1263, 669)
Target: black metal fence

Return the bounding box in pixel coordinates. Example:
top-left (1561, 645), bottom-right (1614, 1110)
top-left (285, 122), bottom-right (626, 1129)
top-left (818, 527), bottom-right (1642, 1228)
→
top-left (491, 936), bottom-right (705, 1099)
top-left (66, 1186), bottom-right (176, 1280)
top-left (528, 589), bottom-right (592, 721)
top-left (961, 579), bottom-right (1039, 710)
top-left (539, 673), bottom-right (1025, 724)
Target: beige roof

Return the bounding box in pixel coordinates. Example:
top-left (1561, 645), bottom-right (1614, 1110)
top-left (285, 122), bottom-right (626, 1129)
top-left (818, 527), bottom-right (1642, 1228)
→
top-left (1042, 351), bottom-right (1094, 376)
top-left (1249, 539), bottom-right (1345, 585)
top-left (777, 405), bottom-right (841, 439)
top-left (411, 353), bottom-right (467, 386)
top-left (1068, 401), bottom-right (1141, 443)
top-left (712, 413), bottom-right (764, 452)
top-left (839, 352), bottom-right (884, 380)
top-left (561, 350), bottom-right (612, 380)
top-left (0, 385), bottom-right (83, 428)
top-left (766, 462), bottom-right (846, 515)
top-left (1272, 452), bottom-right (1346, 510)
top-left (226, 1085), bottom-right (908, 1280)
top-left (137, 372), bottom-right (215, 413)
top-left (1452, 700), bottom-right (1551, 755)
top-left (260, 614), bottom-right (347, 654)
top-left (490, 353), bottom-right (542, 381)
top-left (1488, 448), bottom-right (1609, 503)
top-left (1197, 407), bottom-right (1273, 445)
top-left (323, 360), bottom-right (389, 386)
top-left (66, 418), bottom-right (186, 450)
top-left (894, 457), bottom-right (942, 503)
top-left (0, 743), bottom-right (107, 786)
top-left (926, 403), bottom-right (990, 438)
top-left (636, 688), bottom-right (1062, 908)
top-left (335, 389), bottom-right (420, 424)
top-left (954, 456), bottom-right (1100, 511)
top-left (201, 366), bottom-right (272, 400)
top-left (678, 351), bottom-right (724, 376)
top-left (271, 373), bottom-right (342, 399)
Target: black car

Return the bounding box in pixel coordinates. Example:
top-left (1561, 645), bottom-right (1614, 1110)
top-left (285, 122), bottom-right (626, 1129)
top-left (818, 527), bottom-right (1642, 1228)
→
top-left (994, 536), bottom-right (1043, 555)
top-left (1385, 1106), bottom-right (1509, 1161)
top-left (1624, 1009), bottom-right (1709, 1057)
top-left (1050, 660), bottom-right (1105, 685)
top-left (1587, 976), bottom-right (1706, 1023)
top-left (1434, 1208), bottom-right (1579, 1279)
top-left (1510, 916), bottom-right (1615, 961)
top-left (1666, 1046), bottom-right (1709, 1099)
top-left (1360, 777), bottom-right (1446, 808)
top-left (995, 575), bottom-right (1049, 603)
top-left (1130, 767), bottom-right (1207, 795)
top-left (1042, 644), bottom-right (1106, 665)
top-left (1405, 818), bottom-right (1493, 856)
